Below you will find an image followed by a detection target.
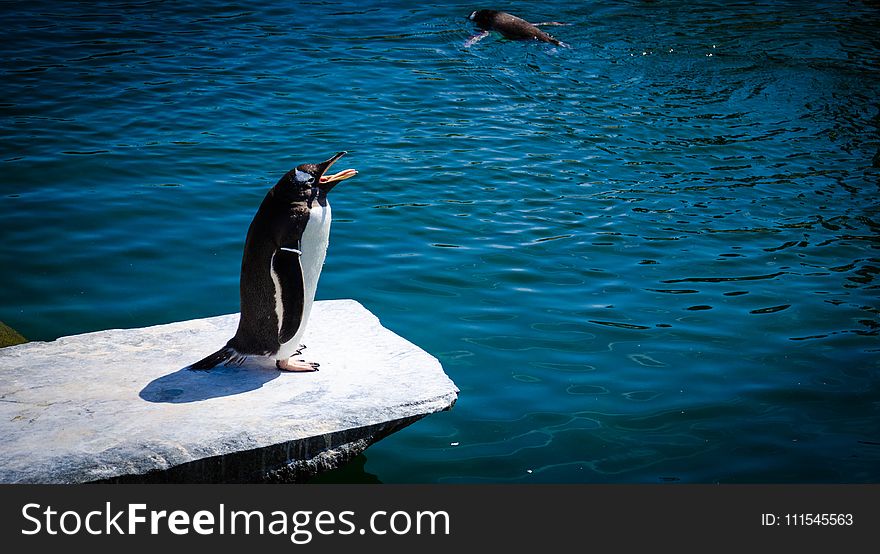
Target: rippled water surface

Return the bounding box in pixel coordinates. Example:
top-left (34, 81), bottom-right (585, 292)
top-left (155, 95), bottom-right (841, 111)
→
top-left (2, 0), bottom-right (879, 483)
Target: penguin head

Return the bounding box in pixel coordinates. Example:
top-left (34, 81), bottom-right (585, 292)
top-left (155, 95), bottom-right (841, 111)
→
top-left (287, 151), bottom-right (358, 196)
top-left (468, 9), bottom-right (496, 26)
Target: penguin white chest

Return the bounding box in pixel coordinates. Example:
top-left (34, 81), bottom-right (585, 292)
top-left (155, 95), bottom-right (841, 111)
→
top-left (275, 202), bottom-right (331, 359)
top-left (300, 202), bottom-right (332, 297)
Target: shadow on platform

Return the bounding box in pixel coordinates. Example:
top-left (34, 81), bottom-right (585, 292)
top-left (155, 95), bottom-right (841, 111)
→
top-left (140, 361), bottom-right (280, 403)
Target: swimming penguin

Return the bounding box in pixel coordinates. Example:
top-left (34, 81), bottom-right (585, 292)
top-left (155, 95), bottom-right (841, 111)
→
top-left (190, 152), bottom-right (357, 372)
top-left (466, 9), bottom-right (568, 47)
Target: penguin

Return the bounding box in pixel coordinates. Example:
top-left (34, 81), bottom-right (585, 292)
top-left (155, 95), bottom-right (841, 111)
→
top-left (465, 9), bottom-right (568, 48)
top-left (190, 151), bottom-right (357, 372)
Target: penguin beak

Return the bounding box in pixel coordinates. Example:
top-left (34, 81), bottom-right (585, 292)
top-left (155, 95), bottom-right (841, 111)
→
top-left (315, 151), bottom-right (357, 193)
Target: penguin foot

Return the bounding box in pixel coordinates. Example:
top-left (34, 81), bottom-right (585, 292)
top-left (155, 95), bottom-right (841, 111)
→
top-left (293, 344), bottom-right (307, 356)
top-left (276, 359), bottom-right (319, 372)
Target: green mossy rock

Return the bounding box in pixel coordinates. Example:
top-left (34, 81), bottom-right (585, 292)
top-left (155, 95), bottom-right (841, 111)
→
top-left (0, 322), bottom-right (27, 347)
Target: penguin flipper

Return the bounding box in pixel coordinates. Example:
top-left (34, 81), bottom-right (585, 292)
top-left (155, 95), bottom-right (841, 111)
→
top-left (464, 30), bottom-right (490, 48)
top-left (273, 248), bottom-right (305, 345)
top-left (189, 346), bottom-right (243, 371)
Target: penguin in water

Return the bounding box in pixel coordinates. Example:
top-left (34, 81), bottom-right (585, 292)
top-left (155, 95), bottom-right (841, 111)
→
top-left (190, 152), bottom-right (357, 372)
top-left (465, 9), bottom-right (568, 48)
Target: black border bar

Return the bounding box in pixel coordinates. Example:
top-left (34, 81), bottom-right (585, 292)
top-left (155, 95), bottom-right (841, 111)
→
top-left (2, 484), bottom-right (877, 550)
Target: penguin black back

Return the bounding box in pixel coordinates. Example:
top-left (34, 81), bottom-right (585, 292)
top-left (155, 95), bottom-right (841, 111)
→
top-left (232, 179), bottom-right (311, 356)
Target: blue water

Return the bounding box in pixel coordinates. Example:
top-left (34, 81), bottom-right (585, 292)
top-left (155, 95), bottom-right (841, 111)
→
top-left (2, 0), bottom-right (879, 483)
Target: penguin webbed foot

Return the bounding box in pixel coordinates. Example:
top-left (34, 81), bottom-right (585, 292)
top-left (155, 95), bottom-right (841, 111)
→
top-left (294, 344), bottom-right (307, 356)
top-left (276, 359), bottom-right (320, 372)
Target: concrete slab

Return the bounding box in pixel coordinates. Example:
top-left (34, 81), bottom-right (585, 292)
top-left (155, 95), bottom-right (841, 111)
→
top-left (0, 300), bottom-right (458, 483)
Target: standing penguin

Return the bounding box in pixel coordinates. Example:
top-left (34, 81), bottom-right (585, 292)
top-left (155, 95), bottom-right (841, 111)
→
top-left (190, 152), bottom-right (357, 372)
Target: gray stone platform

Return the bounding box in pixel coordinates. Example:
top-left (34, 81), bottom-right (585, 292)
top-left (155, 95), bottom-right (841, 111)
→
top-left (0, 300), bottom-right (458, 483)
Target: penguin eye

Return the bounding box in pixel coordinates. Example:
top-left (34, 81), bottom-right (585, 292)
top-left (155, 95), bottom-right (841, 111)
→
top-left (294, 168), bottom-right (315, 185)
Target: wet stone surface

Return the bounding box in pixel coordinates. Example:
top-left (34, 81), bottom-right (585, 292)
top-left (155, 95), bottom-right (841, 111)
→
top-left (0, 300), bottom-right (458, 483)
